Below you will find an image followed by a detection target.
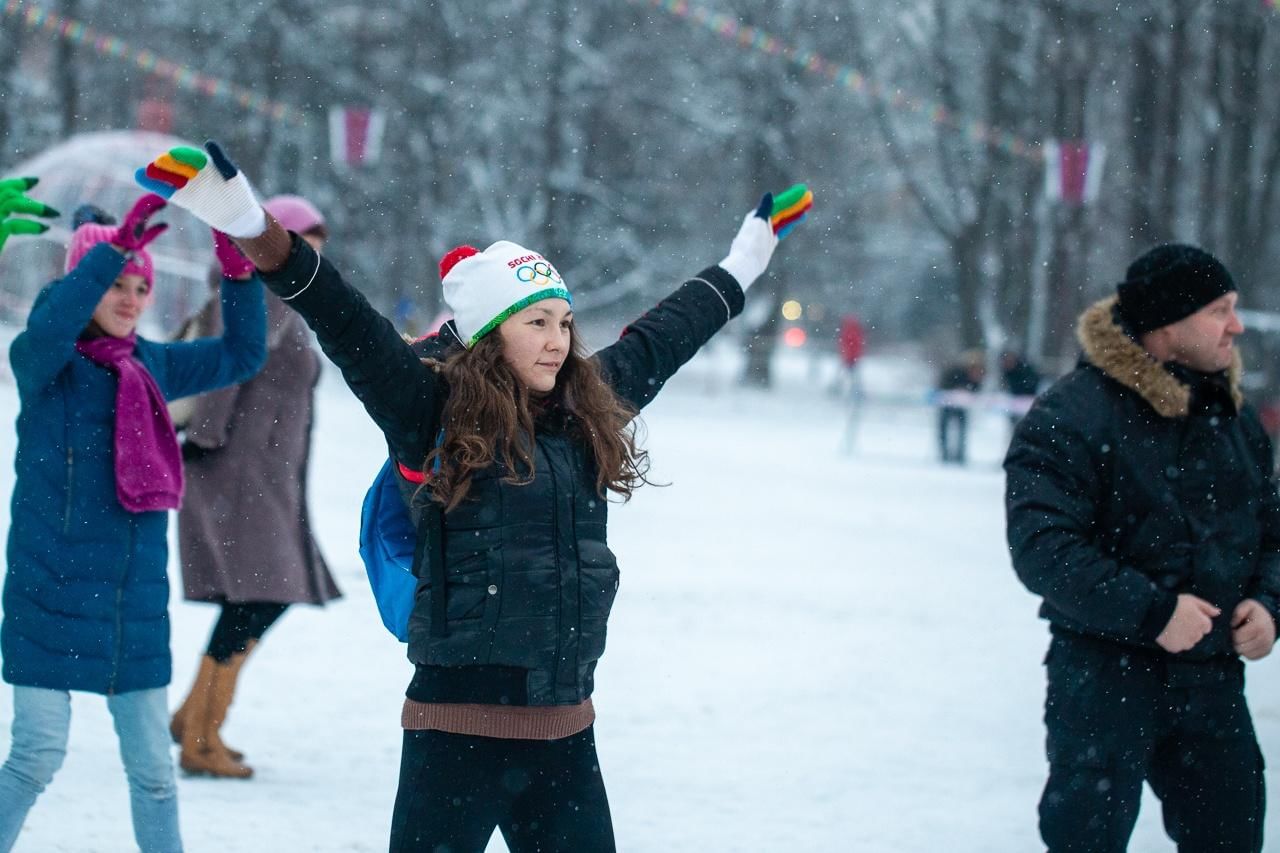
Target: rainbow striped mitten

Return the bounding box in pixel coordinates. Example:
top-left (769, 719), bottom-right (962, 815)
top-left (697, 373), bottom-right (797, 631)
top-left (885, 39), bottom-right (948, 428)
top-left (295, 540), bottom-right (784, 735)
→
top-left (0, 177), bottom-right (59, 254)
top-left (135, 141), bottom-right (266, 238)
top-left (770, 184), bottom-right (812, 239)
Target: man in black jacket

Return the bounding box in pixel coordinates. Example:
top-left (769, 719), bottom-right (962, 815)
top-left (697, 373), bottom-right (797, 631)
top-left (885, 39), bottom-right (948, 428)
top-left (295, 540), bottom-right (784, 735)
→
top-left (1005, 244), bottom-right (1280, 853)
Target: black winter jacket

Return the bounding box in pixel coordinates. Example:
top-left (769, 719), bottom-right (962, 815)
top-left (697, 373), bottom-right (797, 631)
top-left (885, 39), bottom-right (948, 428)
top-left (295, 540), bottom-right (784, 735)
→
top-left (261, 237), bottom-right (745, 704)
top-left (1005, 296), bottom-right (1280, 659)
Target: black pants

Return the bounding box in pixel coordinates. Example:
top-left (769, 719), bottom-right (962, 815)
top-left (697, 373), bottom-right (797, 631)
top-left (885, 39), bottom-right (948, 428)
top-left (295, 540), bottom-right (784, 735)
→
top-left (1040, 633), bottom-right (1265, 852)
top-left (206, 602), bottom-right (289, 663)
top-left (938, 407), bottom-right (968, 463)
top-left (389, 726), bottom-right (615, 853)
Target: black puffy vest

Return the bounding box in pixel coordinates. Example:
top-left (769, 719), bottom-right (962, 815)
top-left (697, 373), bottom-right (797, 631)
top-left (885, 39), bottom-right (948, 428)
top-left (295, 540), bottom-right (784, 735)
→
top-left (404, 428), bottom-right (621, 706)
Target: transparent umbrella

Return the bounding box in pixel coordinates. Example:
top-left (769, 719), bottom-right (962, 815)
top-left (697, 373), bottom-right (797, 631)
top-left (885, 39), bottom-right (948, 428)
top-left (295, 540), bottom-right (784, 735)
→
top-left (0, 130), bottom-right (222, 335)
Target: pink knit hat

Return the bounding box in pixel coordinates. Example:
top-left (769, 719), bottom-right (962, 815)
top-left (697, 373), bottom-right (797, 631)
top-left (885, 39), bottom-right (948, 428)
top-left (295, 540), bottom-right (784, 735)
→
top-left (263, 195), bottom-right (327, 238)
top-left (64, 223), bottom-right (154, 288)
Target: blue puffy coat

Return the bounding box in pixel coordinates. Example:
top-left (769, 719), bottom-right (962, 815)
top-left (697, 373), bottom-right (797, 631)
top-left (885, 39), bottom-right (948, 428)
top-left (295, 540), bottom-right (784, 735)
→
top-left (2, 243), bottom-right (266, 694)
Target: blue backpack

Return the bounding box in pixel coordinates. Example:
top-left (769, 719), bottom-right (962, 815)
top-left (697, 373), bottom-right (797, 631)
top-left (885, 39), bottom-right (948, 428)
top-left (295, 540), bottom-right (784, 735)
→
top-left (358, 429), bottom-right (447, 642)
top-left (358, 459), bottom-right (419, 642)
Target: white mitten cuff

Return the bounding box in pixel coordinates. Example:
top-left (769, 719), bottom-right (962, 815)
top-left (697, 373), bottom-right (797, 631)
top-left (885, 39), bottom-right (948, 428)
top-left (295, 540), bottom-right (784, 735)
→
top-left (717, 212), bottom-right (778, 291)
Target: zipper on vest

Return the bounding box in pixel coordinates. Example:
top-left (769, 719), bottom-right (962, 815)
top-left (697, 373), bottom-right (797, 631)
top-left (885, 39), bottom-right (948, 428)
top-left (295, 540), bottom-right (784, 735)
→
top-left (546, 439), bottom-right (566, 701)
top-left (62, 447), bottom-right (74, 534)
top-left (106, 522), bottom-right (133, 695)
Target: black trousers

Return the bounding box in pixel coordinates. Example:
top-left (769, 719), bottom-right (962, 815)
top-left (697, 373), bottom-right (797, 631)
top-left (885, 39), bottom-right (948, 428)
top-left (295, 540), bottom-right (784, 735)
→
top-left (206, 601), bottom-right (289, 663)
top-left (1040, 633), bottom-right (1265, 853)
top-left (389, 725), bottom-right (615, 853)
top-left (938, 407), bottom-right (968, 463)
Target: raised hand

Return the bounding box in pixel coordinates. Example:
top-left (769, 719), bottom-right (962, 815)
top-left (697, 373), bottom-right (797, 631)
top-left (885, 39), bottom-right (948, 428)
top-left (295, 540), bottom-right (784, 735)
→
top-left (717, 183), bottom-right (813, 291)
top-left (717, 192), bottom-right (778, 292)
top-left (212, 229), bottom-right (255, 281)
top-left (135, 141), bottom-right (266, 239)
top-left (770, 183), bottom-right (812, 239)
top-left (111, 193), bottom-right (169, 253)
top-left (0, 177), bottom-right (60, 254)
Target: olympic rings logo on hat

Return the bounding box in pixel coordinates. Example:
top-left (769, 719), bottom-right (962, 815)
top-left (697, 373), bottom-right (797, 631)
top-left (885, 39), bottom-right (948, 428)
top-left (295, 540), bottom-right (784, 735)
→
top-left (515, 261), bottom-right (563, 288)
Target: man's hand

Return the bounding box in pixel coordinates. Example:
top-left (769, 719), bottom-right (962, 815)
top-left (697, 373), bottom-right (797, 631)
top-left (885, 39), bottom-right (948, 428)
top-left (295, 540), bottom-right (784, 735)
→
top-left (1232, 598), bottom-right (1277, 661)
top-left (1156, 593), bottom-right (1220, 653)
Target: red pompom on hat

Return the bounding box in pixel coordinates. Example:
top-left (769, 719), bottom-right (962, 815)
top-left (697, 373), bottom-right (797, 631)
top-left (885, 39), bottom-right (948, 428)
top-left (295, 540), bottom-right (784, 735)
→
top-left (439, 245), bottom-right (479, 280)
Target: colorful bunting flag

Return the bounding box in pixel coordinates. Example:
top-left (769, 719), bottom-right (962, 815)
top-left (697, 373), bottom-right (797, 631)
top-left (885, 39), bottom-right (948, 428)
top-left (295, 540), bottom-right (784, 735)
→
top-left (2, 0), bottom-right (306, 126)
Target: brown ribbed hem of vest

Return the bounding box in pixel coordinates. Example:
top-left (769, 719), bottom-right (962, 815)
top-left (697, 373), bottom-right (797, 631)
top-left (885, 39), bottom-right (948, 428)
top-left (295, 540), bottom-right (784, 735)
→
top-left (401, 698), bottom-right (595, 741)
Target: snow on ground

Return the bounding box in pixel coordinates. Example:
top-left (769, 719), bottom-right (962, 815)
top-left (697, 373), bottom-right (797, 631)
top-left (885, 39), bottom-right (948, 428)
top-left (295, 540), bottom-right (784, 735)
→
top-left (1, 336), bottom-right (1279, 852)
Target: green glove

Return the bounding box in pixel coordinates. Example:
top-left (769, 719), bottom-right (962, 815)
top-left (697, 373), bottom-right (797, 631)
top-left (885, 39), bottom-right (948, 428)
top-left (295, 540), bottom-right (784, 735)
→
top-left (0, 177), bottom-right (60, 255)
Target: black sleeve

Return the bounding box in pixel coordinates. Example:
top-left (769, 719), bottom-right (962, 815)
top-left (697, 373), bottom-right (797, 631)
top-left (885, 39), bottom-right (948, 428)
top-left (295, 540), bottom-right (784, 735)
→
top-left (258, 236), bottom-right (444, 466)
top-left (593, 265), bottom-right (744, 411)
top-left (1004, 385), bottom-right (1177, 640)
top-left (1239, 408), bottom-right (1280, 628)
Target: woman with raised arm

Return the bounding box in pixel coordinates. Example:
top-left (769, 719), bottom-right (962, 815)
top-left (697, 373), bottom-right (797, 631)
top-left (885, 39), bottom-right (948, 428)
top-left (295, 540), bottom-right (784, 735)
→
top-left (169, 194), bottom-right (340, 780)
top-left (0, 193), bottom-right (266, 852)
top-left (138, 141), bottom-right (810, 853)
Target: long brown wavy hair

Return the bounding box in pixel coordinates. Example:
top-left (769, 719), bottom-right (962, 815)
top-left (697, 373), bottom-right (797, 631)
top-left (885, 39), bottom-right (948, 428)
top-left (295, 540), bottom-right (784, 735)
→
top-left (423, 322), bottom-right (651, 511)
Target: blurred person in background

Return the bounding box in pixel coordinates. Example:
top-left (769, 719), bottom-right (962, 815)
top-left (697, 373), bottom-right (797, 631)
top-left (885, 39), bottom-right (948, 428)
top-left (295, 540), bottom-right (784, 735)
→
top-left (1000, 349), bottom-right (1041, 429)
top-left (837, 312), bottom-right (866, 452)
top-left (69, 202), bottom-right (116, 230)
top-left (935, 350), bottom-right (984, 465)
top-left (171, 194), bottom-right (340, 779)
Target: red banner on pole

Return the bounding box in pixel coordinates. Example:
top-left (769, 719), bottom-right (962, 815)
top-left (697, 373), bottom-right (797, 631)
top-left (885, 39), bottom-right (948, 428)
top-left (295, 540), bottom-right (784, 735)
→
top-left (1043, 140), bottom-right (1106, 205)
top-left (329, 106), bottom-right (386, 167)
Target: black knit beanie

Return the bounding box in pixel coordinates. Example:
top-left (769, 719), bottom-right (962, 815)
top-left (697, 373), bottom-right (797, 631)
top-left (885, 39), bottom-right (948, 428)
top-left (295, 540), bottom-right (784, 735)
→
top-left (1116, 244), bottom-right (1236, 335)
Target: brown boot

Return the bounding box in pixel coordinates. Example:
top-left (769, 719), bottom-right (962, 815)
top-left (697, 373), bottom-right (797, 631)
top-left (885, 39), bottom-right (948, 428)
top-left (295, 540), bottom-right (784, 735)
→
top-left (171, 654), bottom-right (246, 762)
top-left (178, 652), bottom-right (254, 779)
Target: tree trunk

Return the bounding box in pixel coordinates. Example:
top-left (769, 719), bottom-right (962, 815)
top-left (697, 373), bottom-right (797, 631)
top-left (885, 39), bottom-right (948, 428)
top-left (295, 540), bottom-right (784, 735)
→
top-left (1126, 18), bottom-right (1160, 245)
top-left (1221, 10), bottom-right (1266, 284)
top-left (1154, 2), bottom-right (1190, 238)
top-left (1197, 13), bottom-right (1226, 250)
top-left (953, 225), bottom-right (986, 350)
top-left (0, 22), bottom-right (23, 163)
top-left (542, 0), bottom-right (572, 266)
top-left (54, 0), bottom-right (80, 137)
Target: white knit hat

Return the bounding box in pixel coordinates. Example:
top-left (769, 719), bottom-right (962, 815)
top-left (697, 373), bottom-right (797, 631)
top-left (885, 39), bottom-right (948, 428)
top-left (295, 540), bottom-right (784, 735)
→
top-left (440, 240), bottom-right (573, 348)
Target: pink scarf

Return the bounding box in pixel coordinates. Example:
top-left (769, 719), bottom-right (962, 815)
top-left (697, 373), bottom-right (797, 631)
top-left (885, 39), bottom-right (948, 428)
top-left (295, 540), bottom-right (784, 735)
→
top-left (75, 333), bottom-right (183, 512)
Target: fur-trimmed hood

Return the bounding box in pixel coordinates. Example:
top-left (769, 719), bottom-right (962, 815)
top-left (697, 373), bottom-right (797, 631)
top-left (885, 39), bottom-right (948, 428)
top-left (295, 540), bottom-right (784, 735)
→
top-left (1076, 295), bottom-right (1243, 419)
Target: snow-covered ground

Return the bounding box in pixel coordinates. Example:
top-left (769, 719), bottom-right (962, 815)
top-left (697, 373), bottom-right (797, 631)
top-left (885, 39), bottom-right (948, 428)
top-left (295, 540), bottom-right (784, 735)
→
top-left (1, 339), bottom-right (1279, 852)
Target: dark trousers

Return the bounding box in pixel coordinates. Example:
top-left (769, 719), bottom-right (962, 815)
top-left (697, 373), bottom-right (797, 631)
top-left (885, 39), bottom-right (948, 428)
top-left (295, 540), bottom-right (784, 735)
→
top-left (206, 602), bottom-right (289, 662)
top-left (1040, 633), bottom-right (1265, 853)
top-left (938, 407), bottom-right (968, 463)
top-left (389, 725), bottom-right (615, 853)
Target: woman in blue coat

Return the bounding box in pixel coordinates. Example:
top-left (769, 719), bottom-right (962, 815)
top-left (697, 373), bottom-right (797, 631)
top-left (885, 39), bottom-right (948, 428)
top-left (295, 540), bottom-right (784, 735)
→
top-left (0, 194), bottom-right (266, 853)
